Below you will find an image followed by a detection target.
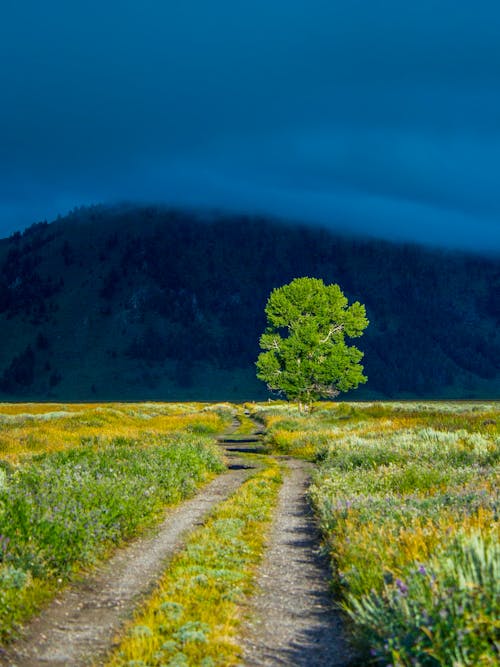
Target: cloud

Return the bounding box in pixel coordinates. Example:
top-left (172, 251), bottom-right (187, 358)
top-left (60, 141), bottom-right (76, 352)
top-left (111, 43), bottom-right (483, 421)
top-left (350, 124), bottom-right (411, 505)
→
top-left (0, 1), bottom-right (499, 251)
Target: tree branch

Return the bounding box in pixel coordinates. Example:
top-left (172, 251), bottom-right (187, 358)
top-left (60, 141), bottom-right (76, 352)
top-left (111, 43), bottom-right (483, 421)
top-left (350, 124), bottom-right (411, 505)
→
top-left (320, 324), bottom-right (344, 344)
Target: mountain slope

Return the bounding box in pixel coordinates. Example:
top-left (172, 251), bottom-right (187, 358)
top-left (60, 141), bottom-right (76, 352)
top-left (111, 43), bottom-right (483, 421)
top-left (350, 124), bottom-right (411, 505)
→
top-left (0, 205), bottom-right (498, 400)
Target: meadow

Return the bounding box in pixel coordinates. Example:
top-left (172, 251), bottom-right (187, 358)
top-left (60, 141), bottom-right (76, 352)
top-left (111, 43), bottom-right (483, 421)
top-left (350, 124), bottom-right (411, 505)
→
top-left (256, 401), bottom-right (499, 666)
top-left (0, 402), bottom-right (232, 641)
top-left (0, 399), bottom-right (498, 667)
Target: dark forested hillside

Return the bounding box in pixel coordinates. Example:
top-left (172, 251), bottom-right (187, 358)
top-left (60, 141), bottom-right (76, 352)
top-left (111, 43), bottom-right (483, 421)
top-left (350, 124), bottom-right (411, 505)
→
top-left (0, 205), bottom-right (498, 400)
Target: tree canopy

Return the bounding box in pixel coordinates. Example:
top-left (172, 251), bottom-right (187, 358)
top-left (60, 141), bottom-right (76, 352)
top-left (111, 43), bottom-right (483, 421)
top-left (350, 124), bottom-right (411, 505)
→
top-left (256, 277), bottom-right (369, 406)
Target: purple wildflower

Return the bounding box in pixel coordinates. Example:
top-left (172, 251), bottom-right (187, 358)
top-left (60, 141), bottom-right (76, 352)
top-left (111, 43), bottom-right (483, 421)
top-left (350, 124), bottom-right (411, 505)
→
top-left (395, 578), bottom-right (408, 594)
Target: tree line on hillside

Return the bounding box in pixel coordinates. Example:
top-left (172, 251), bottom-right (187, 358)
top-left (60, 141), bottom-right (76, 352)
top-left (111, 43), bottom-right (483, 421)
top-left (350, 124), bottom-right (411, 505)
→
top-left (0, 206), bottom-right (498, 397)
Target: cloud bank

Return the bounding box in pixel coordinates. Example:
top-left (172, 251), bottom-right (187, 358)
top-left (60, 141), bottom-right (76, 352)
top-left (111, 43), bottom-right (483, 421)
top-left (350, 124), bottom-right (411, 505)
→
top-left (0, 1), bottom-right (499, 251)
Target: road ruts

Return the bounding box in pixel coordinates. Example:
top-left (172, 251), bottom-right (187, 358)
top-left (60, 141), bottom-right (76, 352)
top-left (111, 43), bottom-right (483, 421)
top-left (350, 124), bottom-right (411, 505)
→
top-left (0, 437), bottom-right (254, 667)
top-left (240, 458), bottom-right (354, 667)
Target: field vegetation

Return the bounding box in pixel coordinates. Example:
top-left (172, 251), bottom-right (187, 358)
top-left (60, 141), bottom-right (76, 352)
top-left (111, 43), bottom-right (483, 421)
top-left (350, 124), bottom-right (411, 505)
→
top-left (0, 402), bottom-right (230, 463)
top-left (0, 402), bottom-right (232, 641)
top-left (1, 399), bottom-right (498, 666)
top-left (105, 460), bottom-right (282, 667)
top-left (255, 401), bottom-right (499, 666)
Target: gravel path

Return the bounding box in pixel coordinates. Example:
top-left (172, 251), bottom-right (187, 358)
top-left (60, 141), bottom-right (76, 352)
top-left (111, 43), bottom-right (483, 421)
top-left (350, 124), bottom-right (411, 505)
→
top-left (0, 465), bottom-right (252, 667)
top-left (240, 458), bottom-right (353, 667)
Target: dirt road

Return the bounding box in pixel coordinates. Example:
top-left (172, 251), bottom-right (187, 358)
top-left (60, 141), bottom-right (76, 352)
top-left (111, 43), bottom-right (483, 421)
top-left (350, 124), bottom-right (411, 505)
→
top-left (240, 458), bottom-right (353, 666)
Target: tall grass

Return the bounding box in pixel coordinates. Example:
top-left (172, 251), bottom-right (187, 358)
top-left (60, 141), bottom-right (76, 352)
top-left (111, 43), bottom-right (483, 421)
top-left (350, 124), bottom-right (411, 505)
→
top-left (254, 401), bottom-right (498, 458)
top-left (347, 530), bottom-right (499, 666)
top-left (0, 403), bottom-right (231, 642)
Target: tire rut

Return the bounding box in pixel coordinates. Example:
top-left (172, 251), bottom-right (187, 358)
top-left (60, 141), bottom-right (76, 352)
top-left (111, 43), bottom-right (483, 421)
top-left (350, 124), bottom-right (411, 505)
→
top-left (0, 442), bottom-right (254, 667)
top-left (240, 458), bottom-right (353, 667)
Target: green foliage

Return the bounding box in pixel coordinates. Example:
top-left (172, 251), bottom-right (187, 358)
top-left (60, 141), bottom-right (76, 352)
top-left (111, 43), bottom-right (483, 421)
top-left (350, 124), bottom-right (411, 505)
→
top-left (256, 278), bottom-right (369, 406)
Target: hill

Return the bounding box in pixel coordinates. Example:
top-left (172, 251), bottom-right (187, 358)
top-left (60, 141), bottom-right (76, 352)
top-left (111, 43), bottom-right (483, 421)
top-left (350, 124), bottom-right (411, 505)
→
top-left (0, 205), bottom-right (498, 401)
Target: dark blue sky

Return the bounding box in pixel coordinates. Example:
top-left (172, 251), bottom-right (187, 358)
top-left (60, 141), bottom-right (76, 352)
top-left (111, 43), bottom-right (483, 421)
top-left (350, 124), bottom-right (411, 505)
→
top-left (1, 1), bottom-right (500, 251)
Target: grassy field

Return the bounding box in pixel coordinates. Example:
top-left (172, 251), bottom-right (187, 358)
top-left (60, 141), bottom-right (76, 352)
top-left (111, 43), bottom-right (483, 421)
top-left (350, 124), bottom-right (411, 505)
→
top-left (0, 402), bottom-right (232, 463)
top-left (0, 400), bottom-right (498, 666)
top-left (256, 401), bottom-right (499, 666)
top-left (0, 402), bottom-right (233, 641)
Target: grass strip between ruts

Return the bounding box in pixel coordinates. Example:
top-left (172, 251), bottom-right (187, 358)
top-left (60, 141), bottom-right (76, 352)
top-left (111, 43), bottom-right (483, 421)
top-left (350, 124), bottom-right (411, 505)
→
top-left (104, 459), bottom-right (282, 667)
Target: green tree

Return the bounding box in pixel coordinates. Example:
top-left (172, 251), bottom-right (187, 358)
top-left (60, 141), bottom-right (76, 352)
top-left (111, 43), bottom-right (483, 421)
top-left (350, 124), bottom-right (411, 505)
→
top-left (256, 277), bottom-right (369, 408)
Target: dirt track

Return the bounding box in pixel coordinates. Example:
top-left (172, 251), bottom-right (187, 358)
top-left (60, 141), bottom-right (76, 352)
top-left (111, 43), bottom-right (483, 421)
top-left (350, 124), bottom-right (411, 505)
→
top-left (240, 458), bottom-right (353, 666)
top-left (0, 464), bottom-right (251, 667)
top-left (1, 426), bottom-right (353, 667)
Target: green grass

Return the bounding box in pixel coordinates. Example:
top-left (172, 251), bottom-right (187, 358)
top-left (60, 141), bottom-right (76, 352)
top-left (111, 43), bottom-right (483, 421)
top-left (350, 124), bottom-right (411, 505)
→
top-left (347, 530), bottom-right (500, 666)
top-left (0, 431), bottom-right (225, 642)
top-left (254, 401), bottom-right (499, 459)
top-left (0, 402), bottom-right (233, 463)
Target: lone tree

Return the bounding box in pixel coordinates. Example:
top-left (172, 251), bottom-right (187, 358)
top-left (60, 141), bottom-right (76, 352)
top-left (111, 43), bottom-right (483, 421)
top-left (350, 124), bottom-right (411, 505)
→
top-left (256, 277), bottom-right (369, 408)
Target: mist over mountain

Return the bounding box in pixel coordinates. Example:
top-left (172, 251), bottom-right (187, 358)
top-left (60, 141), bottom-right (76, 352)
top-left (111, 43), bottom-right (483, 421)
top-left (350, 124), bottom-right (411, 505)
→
top-left (0, 205), bottom-right (498, 401)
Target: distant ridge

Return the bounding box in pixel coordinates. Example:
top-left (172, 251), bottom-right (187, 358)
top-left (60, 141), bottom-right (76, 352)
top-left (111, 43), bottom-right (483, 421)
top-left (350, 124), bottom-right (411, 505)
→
top-left (0, 205), bottom-right (498, 401)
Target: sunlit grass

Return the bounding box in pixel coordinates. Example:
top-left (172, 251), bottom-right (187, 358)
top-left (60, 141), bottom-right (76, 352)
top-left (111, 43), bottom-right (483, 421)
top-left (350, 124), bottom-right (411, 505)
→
top-left (0, 402), bottom-right (233, 463)
top-left (231, 406), bottom-right (258, 435)
top-left (253, 400), bottom-right (499, 665)
top-left (254, 401), bottom-right (498, 459)
top-left (104, 460), bottom-right (282, 667)
top-left (2, 398), bottom-right (498, 664)
top-left (0, 403), bottom-right (233, 642)
top-left (347, 529), bottom-right (500, 666)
